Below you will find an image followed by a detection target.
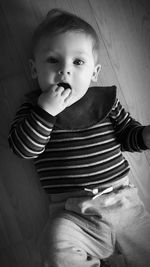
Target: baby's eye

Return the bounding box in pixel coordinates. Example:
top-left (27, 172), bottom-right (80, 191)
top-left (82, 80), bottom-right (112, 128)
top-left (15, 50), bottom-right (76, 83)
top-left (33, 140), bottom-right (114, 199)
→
top-left (46, 57), bottom-right (58, 64)
top-left (74, 59), bottom-right (85, 65)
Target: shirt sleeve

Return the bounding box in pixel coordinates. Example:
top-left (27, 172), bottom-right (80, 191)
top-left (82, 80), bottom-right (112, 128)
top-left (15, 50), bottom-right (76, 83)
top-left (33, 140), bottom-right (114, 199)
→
top-left (8, 103), bottom-right (56, 159)
top-left (109, 98), bottom-right (147, 152)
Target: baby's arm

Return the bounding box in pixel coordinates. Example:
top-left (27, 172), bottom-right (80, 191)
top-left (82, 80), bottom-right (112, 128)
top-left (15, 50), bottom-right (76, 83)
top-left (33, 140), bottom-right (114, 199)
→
top-left (8, 85), bottom-right (71, 159)
top-left (142, 125), bottom-right (150, 149)
top-left (110, 99), bottom-right (149, 152)
top-left (8, 101), bottom-right (55, 159)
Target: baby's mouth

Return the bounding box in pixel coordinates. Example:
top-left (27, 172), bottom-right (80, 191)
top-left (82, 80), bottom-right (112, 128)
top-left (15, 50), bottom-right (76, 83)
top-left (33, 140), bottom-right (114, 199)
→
top-left (57, 82), bottom-right (72, 90)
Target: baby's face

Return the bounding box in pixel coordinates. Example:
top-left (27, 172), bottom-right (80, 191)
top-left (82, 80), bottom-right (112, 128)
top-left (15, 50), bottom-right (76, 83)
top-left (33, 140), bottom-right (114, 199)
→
top-left (30, 31), bottom-right (101, 105)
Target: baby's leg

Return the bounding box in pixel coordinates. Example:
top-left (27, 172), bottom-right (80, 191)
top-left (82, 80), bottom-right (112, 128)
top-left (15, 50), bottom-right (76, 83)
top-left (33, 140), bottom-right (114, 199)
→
top-left (87, 183), bottom-right (150, 267)
top-left (63, 183), bottom-right (150, 267)
top-left (37, 192), bottom-right (116, 267)
top-left (114, 188), bottom-right (150, 267)
top-left (39, 215), bottom-right (101, 267)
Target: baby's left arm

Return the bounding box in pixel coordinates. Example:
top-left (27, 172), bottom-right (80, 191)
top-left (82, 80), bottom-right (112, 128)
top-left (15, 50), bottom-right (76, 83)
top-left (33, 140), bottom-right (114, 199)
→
top-left (142, 125), bottom-right (150, 149)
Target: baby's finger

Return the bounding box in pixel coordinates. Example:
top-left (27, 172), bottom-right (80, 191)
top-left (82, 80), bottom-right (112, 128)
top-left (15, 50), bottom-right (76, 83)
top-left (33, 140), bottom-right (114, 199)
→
top-left (56, 86), bottom-right (65, 94)
top-left (61, 88), bottom-right (71, 99)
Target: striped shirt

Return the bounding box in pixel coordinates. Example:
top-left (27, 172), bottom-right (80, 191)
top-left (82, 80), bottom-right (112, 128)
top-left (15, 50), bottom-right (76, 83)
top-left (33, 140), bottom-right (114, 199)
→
top-left (8, 86), bottom-right (147, 194)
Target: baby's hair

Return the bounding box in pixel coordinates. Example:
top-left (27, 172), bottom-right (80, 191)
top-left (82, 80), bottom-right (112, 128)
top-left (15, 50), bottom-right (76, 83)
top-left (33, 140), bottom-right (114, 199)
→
top-left (31, 8), bottom-right (100, 62)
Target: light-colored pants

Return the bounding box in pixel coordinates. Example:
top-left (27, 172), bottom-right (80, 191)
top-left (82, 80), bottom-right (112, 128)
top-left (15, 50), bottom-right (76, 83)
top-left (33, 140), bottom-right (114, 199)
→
top-left (38, 178), bottom-right (150, 267)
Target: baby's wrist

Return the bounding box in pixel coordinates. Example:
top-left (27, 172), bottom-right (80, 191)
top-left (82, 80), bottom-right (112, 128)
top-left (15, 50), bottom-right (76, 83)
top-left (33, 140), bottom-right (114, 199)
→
top-left (37, 99), bottom-right (55, 116)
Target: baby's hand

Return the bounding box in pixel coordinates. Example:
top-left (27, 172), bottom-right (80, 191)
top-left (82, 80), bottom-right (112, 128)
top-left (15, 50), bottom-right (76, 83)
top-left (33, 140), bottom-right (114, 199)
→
top-left (38, 85), bottom-right (71, 116)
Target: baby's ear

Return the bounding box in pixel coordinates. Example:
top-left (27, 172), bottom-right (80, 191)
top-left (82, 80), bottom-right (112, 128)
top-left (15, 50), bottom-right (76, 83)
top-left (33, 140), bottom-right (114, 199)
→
top-left (91, 64), bottom-right (101, 82)
top-left (29, 59), bottom-right (38, 79)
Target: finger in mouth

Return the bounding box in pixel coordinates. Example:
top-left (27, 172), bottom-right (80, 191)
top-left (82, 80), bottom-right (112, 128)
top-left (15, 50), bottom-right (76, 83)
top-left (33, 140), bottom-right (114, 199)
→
top-left (57, 82), bottom-right (71, 90)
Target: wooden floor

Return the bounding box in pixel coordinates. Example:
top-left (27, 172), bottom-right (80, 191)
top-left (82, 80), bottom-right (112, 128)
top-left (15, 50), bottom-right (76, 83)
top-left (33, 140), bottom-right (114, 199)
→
top-left (0, 0), bottom-right (150, 266)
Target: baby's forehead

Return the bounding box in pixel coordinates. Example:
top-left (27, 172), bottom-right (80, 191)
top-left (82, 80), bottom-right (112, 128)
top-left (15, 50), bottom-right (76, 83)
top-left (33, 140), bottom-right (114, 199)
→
top-left (42, 30), bottom-right (94, 44)
top-left (37, 31), bottom-right (95, 53)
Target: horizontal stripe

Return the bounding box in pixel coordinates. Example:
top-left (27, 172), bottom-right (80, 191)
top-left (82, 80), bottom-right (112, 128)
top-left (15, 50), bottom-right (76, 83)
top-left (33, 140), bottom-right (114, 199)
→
top-left (117, 113), bottom-right (129, 125)
top-left (35, 144), bottom-right (120, 163)
top-left (37, 152), bottom-right (122, 171)
top-left (9, 97), bottom-right (144, 194)
top-left (31, 111), bottom-right (53, 130)
top-left (112, 98), bottom-right (119, 110)
top-left (46, 138), bottom-right (115, 151)
top-left (25, 120), bottom-right (49, 140)
top-left (49, 130), bottom-right (114, 142)
top-left (9, 135), bottom-right (38, 159)
top-left (15, 129), bottom-right (40, 154)
top-left (52, 121), bottom-right (112, 133)
top-left (39, 159), bottom-right (125, 179)
top-left (42, 167), bottom-right (130, 189)
top-left (20, 125), bottom-right (44, 148)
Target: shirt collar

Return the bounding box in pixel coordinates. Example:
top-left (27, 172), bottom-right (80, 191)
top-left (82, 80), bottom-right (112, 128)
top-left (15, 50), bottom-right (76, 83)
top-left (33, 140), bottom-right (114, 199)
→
top-left (55, 86), bottom-right (116, 129)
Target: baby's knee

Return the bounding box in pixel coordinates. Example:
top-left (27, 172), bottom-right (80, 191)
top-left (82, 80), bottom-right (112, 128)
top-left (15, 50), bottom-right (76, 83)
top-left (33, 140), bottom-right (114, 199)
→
top-left (37, 216), bottom-right (66, 266)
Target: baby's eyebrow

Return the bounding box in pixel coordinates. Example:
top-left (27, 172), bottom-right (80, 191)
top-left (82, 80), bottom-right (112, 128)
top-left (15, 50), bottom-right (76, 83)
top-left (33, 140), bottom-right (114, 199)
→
top-left (74, 50), bottom-right (89, 56)
top-left (44, 49), bottom-right (58, 54)
top-left (74, 51), bottom-right (92, 60)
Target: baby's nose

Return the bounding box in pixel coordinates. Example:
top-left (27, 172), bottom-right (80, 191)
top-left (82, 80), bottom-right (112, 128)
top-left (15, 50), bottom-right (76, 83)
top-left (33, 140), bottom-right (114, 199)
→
top-left (58, 62), bottom-right (71, 76)
top-left (58, 69), bottom-right (70, 75)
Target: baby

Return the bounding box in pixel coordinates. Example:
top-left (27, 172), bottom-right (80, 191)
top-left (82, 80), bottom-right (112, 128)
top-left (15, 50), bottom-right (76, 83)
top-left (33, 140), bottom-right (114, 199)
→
top-left (9, 8), bottom-right (150, 267)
